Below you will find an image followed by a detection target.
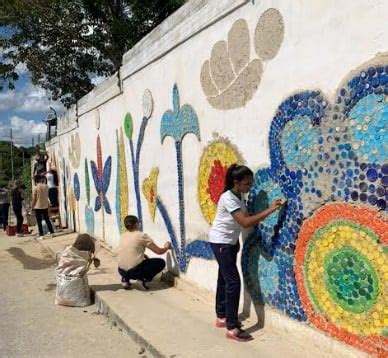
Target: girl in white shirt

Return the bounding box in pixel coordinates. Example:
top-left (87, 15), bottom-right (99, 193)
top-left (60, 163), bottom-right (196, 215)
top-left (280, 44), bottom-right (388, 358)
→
top-left (209, 164), bottom-right (283, 342)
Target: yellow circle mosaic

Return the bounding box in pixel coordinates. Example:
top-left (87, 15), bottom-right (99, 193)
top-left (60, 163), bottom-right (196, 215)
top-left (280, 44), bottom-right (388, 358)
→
top-left (198, 140), bottom-right (242, 224)
top-left (305, 221), bottom-right (387, 336)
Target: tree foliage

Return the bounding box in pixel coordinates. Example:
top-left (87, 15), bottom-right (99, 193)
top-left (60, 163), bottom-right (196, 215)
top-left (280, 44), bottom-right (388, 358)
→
top-left (0, 0), bottom-right (185, 107)
top-left (0, 141), bottom-right (34, 190)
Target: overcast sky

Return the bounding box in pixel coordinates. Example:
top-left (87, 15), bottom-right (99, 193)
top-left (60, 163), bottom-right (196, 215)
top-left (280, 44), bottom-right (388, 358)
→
top-left (0, 64), bottom-right (64, 147)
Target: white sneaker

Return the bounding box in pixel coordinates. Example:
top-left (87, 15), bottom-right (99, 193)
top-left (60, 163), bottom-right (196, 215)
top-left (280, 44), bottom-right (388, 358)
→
top-left (36, 236), bottom-right (44, 241)
top-left (45, 233), bottom-right (54, 238)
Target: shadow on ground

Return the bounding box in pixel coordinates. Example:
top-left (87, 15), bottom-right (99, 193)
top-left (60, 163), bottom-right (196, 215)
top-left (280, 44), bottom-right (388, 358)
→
top-left (91, 280), bottom-right (171, 293)
top-left (6, 247), bottom-right (55, 270)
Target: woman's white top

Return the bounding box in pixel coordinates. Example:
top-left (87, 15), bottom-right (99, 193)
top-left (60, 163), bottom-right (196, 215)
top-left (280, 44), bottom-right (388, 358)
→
top-left (46, 173), bottom-right (56, 189)
top-left (209, 190), bottom-right (246, 245)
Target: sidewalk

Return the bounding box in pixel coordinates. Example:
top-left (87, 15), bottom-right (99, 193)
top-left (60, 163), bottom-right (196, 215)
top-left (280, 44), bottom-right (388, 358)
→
top-left (39, 232), bottom-right (364, 358)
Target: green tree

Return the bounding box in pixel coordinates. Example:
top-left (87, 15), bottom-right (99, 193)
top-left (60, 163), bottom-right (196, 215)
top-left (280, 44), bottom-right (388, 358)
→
top-left (0, 141), bottom-right (34, 188)
top-left (0, 0), bottom-right (185, 107)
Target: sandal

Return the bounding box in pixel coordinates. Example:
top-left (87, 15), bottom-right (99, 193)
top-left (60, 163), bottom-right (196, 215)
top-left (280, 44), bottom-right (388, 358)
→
top-left (225, 328), bottom-right (253, 342)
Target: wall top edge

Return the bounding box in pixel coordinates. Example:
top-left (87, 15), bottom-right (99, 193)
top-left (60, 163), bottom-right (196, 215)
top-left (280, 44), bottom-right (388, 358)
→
top-left (77, 72), bottom-right (120, 115)
top-left (121, 0), bottom-right (249, 79)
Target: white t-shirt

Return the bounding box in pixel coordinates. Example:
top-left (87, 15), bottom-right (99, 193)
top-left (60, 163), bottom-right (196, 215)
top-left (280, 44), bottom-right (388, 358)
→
top-left (46, 173), bottom-right (56, 189)
top-left (208, 190), bottom-right (246, 245)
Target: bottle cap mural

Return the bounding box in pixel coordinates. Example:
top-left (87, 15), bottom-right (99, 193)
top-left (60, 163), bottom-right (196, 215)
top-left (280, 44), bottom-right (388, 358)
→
top-left (242, 57), bottom-right (388, 356)
top-left (200, 9), bottom-right (284, 110)
top-left (198, 135), bottom-right (244, 224)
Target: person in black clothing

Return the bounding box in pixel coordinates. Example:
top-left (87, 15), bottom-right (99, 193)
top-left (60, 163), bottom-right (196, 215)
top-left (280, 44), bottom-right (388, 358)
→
top-left (0, 187), bottom-right (10, 230)
top-left (12, 184), bottom-right (26, 236)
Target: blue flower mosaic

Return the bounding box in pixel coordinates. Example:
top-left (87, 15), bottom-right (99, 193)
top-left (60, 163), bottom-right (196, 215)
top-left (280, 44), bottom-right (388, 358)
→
top-left (160, 84), bottom-right (202, 271)
top-left (73, 172), bottom-right (80, 201)
top-left (242, 59), bottom-right (388, 322)
top-left (91, 156), bottom-right (112, 214)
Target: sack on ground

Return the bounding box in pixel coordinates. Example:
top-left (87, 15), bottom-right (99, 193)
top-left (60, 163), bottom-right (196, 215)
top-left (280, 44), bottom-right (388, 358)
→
top-left (55, 246), bottom-right (92, 307)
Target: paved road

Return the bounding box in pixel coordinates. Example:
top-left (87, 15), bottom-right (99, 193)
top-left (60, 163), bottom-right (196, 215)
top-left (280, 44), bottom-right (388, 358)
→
top-left (0, 233), bottom-right (140, 358)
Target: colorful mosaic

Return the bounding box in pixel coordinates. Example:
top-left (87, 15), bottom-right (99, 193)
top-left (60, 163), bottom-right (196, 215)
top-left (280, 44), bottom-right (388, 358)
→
top-left (85, 204), bottom-right (95, 235)
top-left (160, 84), bottom-right (201, 271)
top-left (142, 167), bottom-right (159, 221)
top-left (200, 9), bottom-right (284, 110)
top-left (198, 136), bottom-right (244, 224)
top-left (68, 132), bottom-right (81, 169)
top-left (115, 128), bottom-right (129, 233)
top-left (242, 57), bottom-right (388, 356)
top-left (84, 158), bottom-right (90, 206)
top-left (295, 204), bottom-right (387, 355)
top-left (124, 89), bottom-right (154, 229)
top-left (73, 172), bottom-right (81, 230)
top-left (90, 135), bottom-right (112, 241)
top-left (84, 157), bottom-right (94, 235)
top-left (142, 166), bottom-right (213, 272)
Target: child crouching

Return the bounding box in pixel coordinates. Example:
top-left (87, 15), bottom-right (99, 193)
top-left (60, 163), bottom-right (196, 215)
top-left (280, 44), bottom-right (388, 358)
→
top-left (118, 215), bottom-right (171, 290)
top-left (55, 233), bottom-right (100, 307)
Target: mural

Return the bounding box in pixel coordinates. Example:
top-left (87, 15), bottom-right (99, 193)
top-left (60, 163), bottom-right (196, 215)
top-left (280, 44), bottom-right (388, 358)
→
top-left (242, 58), bottom-right (387, 356)
top-left (48, 3), bottom-right (387, 354)
top-left (73, 172), bottom-right (81, 231)
top-left (84, 157), bottom-right (94, 235)
top-left (90, 135), bottom-right (112, 241)
top-left (160, 84), bottom-right (202, 271)
top-left (124, 89), bottom-right (154, 229)
top-left (200, 9), bottom-right (284, 110)
top-left (142, 167), bottom-right (214, 272)
top-left (68, 132), bottom-right (81, 169)
top-left (115, 128), bottom-right (129, 233)
top-left (198, 135), bottom-right (244, 224)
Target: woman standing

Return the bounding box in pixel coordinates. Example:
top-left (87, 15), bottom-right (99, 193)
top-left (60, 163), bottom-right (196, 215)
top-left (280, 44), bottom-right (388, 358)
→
top-left (32, 176), bottom-right (55, 240)
top-left (12, 184), bottom-right (26, 237)
top-left (46, 168), bottom-right (59, 208)
top-left (209, 164), bottom-right (283, 342)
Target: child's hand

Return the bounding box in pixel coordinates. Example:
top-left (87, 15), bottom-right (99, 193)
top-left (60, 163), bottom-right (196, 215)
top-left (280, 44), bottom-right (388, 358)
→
top-left (164, 242), bottom-right (171, 250)
top-left (270, 199), bottom-right (285, 210)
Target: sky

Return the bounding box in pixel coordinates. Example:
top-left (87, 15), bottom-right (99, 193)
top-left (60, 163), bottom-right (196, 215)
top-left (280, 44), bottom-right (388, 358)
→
top-left (0, 66), bottom-right (64, 147)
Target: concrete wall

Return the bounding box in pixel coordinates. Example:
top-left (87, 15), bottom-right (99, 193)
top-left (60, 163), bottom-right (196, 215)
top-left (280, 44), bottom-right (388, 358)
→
top-left (46, 0), bottom-right (388, 355)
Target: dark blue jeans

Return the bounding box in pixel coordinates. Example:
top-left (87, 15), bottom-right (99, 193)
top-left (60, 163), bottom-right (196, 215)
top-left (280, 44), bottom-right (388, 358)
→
top-left (210, 242), bottom-right (241, 330)
top-left (118, 258), bottom-right (165, 283)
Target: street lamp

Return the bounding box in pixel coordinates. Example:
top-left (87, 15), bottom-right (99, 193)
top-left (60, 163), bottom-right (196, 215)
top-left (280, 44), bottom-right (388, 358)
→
top-left (43, 107), bottom-right (58, 141)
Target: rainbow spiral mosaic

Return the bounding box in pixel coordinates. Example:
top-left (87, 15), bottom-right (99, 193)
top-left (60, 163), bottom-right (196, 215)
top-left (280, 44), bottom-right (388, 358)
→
top-left (295, 204), bottom-right (387, 354)
top-left (242, 57), bottom-right (388, 356)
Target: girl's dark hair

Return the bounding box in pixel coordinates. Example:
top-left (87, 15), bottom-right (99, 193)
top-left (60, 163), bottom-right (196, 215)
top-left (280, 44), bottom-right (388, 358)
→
top-left (73, 233), bottom-right (96, 253)
top-left (223, 164), bottom-right (253, 192)
top-left (124, 215), bottom-right (139, 230)
top-left (52, 170), bottom-right (59, 186)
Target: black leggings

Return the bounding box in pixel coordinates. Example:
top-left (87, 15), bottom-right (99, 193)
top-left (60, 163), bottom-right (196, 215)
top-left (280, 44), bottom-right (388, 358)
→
top-left (13, 206), bottom-right (23, 233)
top-left (35, 208), bottom-right (54, 236)
top-left (0, 203), bottom-right (10, 230)
top-left (119, 258), bottom-right (165, 283)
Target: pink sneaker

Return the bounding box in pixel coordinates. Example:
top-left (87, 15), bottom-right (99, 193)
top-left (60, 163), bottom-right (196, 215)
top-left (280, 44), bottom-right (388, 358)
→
top-left (215, 318), bottom-right (226, 328)
top-left (225, 328), bottom-right (253, 342)
top-left (215, 318), bottom-right (242, 329)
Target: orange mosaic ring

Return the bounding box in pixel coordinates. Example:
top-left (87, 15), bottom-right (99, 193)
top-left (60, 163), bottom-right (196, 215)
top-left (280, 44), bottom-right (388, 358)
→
top-left (295, 203), bottom-right (388, 357)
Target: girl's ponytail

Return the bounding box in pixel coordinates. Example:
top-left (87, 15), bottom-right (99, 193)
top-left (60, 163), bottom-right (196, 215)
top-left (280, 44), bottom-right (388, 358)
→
top-left (223, 164), bottom-right (239, 192)
top-left (223, 164), bottom-right (253, 192)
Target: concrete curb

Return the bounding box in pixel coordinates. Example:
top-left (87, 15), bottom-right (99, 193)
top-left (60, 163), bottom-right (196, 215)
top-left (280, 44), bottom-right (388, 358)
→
top-left (94, 293), bottom-right (164, 358)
